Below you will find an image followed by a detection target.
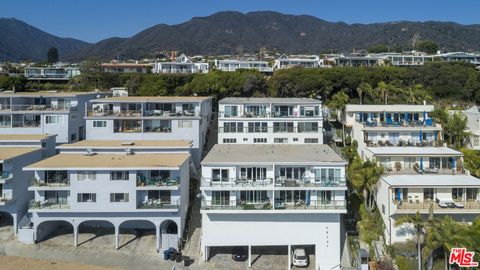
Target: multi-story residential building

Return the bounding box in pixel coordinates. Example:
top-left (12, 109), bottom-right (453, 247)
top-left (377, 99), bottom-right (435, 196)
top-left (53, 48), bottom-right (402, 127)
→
top-left (0, 134), bottom-right (56, 237)
top-left (344, 104), bottom-right (443, 159)
top-left (0, 91), bottom-right (109, 143)
top-left (101, 63), bottom-right (151, 73)
top-left (334, 54), bottom-right (381, 67)
top-left (218, 97), bottom-right (323, 145)
top-left (454, 106), bottom-right (480, 150)
top-left (84, 96), bottom-right (213, 167)
top-left (373, 147), bottom-right (480, 244)
top-left (214, 59), bottom-right (273, 73)
top-left (20, 140), bottom-right (192, 251)
top-left (152, 54), bottom-right (209, 74)
top-left (24, 67), bottom-right (81, 81)
top-left (373, 53), bottom-right (436, 66)
top-left (273, 54), bottom-right (323, 69)
top-left (199, 144), bottom-right (347, 269)
top-left (436, 52), bottom-right (480, 65)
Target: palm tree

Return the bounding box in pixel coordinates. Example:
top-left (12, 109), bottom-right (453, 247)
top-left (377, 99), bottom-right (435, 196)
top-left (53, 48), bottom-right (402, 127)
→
top-left (395, 212), bottom-right (432, 270)
top-left (424, 216), bottom-right (472, 270)
top-left (327, 91), bottom-right (349, 146)
top-left (356, 82), bottom-right (373, 105)
top-left (348, 158), bottom-right (384, 212)
top-left (376, 81), bottom-right (389, 105)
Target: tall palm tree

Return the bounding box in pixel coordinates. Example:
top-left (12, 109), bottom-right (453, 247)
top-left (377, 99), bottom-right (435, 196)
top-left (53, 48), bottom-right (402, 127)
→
top-left (326, 91), bottom-right (349, 146)
top-left (395, 212), bottom-right (432, 270)
top-left (348, 158), bottom-right (384, 212)
top-left (376, 81), bottom-right (389, 105)
top-left (424, 216), bottom-right (472, 270)
top-left (356, 82), bottom-right (373, 105)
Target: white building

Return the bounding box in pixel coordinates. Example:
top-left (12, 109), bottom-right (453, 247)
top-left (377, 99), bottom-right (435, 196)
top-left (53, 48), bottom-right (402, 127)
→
top-left (84, 96), bottom-right (212, 167)
top-left (21, 140), bottom-right (192, 251)
top-left (200, 144), bottom-right (347, 269)
top-left (373, 53), bottom-right (435, 66)
top-left (273, 54), bottom-right (323, 69)
top-left (344, 104), bottom-right (443, 159)
top-left (24, 67), bottom-right (81, 80)
top-left (214, 59), bottom-right (273, 73)
top-left (0, 91), bottom-right (109, 143)
top-left (0, 134), bottom-right (56, 236)
top-left (455, 106), bottom-right (480, 150)
top-left (153, 54), bottom-right (209, 74)
top-left (218, 97), bottom-right (323, 145)
top-left (436, 52), bottom-right (480, 65)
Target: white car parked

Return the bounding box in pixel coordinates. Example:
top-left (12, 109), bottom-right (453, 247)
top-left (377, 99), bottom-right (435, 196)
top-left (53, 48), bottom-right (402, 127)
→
top-left (292, 247), bottom-right (309, 267)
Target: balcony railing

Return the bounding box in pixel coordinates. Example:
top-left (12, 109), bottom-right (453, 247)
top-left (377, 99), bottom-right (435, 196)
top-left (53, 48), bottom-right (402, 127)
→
top-left (137, 199), bottom-right (180, 209)
top-left (384, 167), bottom-right (463, 175)
top-left (87, 110), bottom-right (142, 117)
top-left (218, 112), bottom-right (321, 119)
top-left (0, 193), bottom-right (13, 203)
top-left (218, 126), bottom-right (321, 134)
top-left (201, 178), bottom-right (274, 187)
top-left (365, 140), bottom-right (443, 147)
top-left (201, 200), bottom-right (346, 210)
top-left (30, 178), bottom-right (70, 188)
top-left (88, 109), bottom-right (200, 118)
top-left (136, 176), bottom-right (180, 187)
top-left (395, 201), bottom-right (480, 212)
top-left (359, 119), bottom-right (438, 128)
top-left (4, 105), bottom-right (76, 112)
top-left (29, 199), bottom-right (70, 209)
top-left (0, 171), bottom-right (13, 181)
top-left (201, 177), bottom-right (346, 188)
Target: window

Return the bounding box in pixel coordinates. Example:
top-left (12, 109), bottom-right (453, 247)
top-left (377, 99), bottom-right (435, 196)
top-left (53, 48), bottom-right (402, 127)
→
top-left (178, 120), bottom-right (192, 128)
top-left (77, 193), bottom-right (96, 202)
top-left (240, 190), bottom-right (268, 204)
top-left (248, 122), bottom-right (267, 133)
top-left (299, 106), bottom-right (319, 117)
top-left (273, 106), bottom-right (293, 117)
top-left (298, 122), bottom-right (318, 133)
top-left (110, 193), bottom-right (129, 202)
top-left (110, 171), bottom-right (129, 181)
top-left (293, 138), bottom-right (298, 142)
top-left (77, 171), bottom-right (96, 181)
top-left (212, 169), bottom-right (229, 182)
top-left (240, 167), bottom-right (267, 180)
top-left (304, 138), bottom-right (319, 143)
top-left (93, 120), bottom-right (107, 127)
top-left (224, 106), bottom-right (238, 117)
top-left (223, 138), bottom-right (237, 143)
top-left (243, 138), bottom-right (248, 142)
top-left (382, 204), bottom-right (385, 214)
top-left (41, 142), bottom-right (47, 148)
top-left (45, 115), bottom-right (64, 124)
top-left (70, 133), bottom-right (77, 141)
top-left (424, 188), bottom-right (434, 201)
top-left (273, 122), bottom-right (294, 133)
top-left (223, 122), bottom-right (243, 133)
top-left (274, 138), bottom-right (288, 143)
top-left (466, 188), bottom-right (478, 201)
top-left (253, 138), bottom-right (267, 143)
top-left (452, 188), bottom-right (464, 200)
top-left (212, 191), bottom-right (230, 205)
top-left (279, 167), bottom-right (306, 180)
top-left (70, 113), bottom-right (78, 120)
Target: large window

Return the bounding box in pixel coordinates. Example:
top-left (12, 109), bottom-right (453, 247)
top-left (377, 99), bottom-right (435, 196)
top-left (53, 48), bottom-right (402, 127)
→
top-left (299, 106), bottom-right (319, 117)
top-left (424, 188), bottom-right (434, 201)
top-left (212, 169), bottom-right (229, 182)
top-left (212, 191), bottom-right (230, 205)
top-left (452, 188), bottom-right (464, 201)
top-left (45, 115), bottom-right (64, 124)
top-left (240, 191), bottom-right (268, 204)
top-left (178, 120), bottom-right (192, 128)
top-left (245, 105), bottom-right (266, 117)
top-left (224, 106), bottom-right (238, 117)
top-left (315, 168), bottom-right (341, 183)
top-left (240, 167), bottom-right (267, 180)
top-left (279, 167), bottom-right (305, 180)
top-left (273, 106), bottom-right (293, 117)
top-left (110, 193), bottom-right (129, 202)
top-left (317, 191), bottom-right (332, 204)
top-left (77, 193), bottom-right (96, 202)
top-left (93, 120), bottom-right (107, 127)
top-left (273, 122), bottom-right (294, 133)
top-left (304, 138), bottom-right (319, 143)
top-left (467, 188), bottom-right (478, 201)
top-left (223, 122), bottom-right (243, 133)
top-left (110, 171), bottom-right (129, 181)
top-left (248, 122), bottom-right (267, 133)
top-left (298, 122), bottom-right (318, 133)
top-left (77, 171), bottom-right (96, 181)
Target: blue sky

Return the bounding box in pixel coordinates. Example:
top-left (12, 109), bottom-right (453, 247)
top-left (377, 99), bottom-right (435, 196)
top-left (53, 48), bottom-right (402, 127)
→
top-left (1, 0), bottom-right (478, 43)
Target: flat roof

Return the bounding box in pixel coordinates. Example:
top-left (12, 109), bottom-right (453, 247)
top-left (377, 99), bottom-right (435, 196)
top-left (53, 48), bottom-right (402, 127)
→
top-left (90, 96), bottom-right (211, 103)
top-left (383, 174), bottom-right (480, 187)
top-left (346, 104), bottom-right (434, 112)
top-left (0, 91), bottom-right (100, 97)
top-left (219, 97), bottom-right (321, 104)
top-left (0, 147), bottom-right (41, 161)
top-left (57, 140), bottom-right (192, 149)
top-left (0, 134), bottom-right (55, 142)
top-left (202, 144), bottom-right (345, 165)
top-left (26, 153), bottom-right (190, 170)
top-left (366, 147), bottom-right (462, 157)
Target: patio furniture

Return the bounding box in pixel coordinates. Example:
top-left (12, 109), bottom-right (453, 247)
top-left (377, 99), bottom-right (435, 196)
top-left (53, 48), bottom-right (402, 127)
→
top-left (454, 201), bottom-right (464, 208)
top-left (274, 198), bottom-right (286, 209)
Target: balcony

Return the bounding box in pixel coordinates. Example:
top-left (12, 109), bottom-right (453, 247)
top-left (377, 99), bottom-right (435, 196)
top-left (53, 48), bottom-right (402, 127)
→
top-left (0, 193), bottom-right (14, 205)
top-left (385, 167), bottom-right (463, 175)
top-left (201, 177), bottom-right (346, 188)
top-left (201, 200), bottom-right (346, 211)
top-left (87, 110), bottom-right (142, 117)
top-left (218, 126), bottom-right (321, 134)
top-left (137, 199), bottom-right (179, 210)
top-left (275, 177), bottom-right (346, 188)
top-left (136, 176), bottom-right (180, 187)
top-left (30, 178), bottom-right (70, 189)
top-left (201, 178), bottom-right (274, 188)
top-left (5, 104), bottom-right (76, 112)
top-left (394, 201), bottom-right (480, 213)
top-left (144, 109), bottom-right (198, 117)
top-left (29, 199), bottom-right (70, 210)
top-left (0, 171), bottom-right (13, 183)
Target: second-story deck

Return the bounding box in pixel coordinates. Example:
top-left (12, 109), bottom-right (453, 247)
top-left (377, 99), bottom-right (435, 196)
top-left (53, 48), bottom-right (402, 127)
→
top-left (201, 177), bottom-right (346, 189)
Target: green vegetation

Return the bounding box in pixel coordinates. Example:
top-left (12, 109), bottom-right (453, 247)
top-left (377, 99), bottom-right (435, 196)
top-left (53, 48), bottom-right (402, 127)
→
top-left (461, 148), bottom-right (480, 177)
top-left (348, 155), bottom-right (384, 212)
top-left (431, 109), bottom-right (470, 149)
top-left (415, 40), bottom-right (439, 54)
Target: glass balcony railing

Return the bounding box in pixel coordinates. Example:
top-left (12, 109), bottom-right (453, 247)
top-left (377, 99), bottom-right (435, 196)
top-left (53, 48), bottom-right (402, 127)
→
top-left (30, 178), bottom-right (70, 188)
top-left (201, 177), bottom-right (346, 188)
top-left (29, 199), bottom-right (70, 209)
top-left (137, 199), bottom-right (179, 209)
top-left (4, 105), bottom-right (76, 112)
top-left (201, 200), bottom-right (346, 211)
top-left (136, 176), bottom-right (180, 187)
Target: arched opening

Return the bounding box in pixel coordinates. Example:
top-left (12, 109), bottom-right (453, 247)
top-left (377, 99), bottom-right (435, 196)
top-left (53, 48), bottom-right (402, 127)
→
top-left (36, 220), bottom-right (73, 244)
top-left (118, 220), bottom-right (156, 251)
top-left (77, 220), bottom-right (115, 247)
top-left (0, 211), bottom-right (14, 241)
top-left (160, 219), bottom-right (179, 250)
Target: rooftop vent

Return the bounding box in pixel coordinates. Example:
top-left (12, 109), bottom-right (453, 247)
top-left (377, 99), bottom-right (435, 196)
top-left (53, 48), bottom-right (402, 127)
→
top-left (85, 148), bottom-right (96, 156)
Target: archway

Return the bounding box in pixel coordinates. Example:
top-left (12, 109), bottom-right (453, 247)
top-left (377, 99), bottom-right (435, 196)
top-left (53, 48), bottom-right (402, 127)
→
top-left (0, 211), bottom-right (14, 241)
top-left (160, 219), bottom-right (179, 250)
top-left (36, 220), bottom-right (73, 244)
top-left (77, 220), bottom-right (116, 247)
top-left (118, 220), bottom-right (156, 251)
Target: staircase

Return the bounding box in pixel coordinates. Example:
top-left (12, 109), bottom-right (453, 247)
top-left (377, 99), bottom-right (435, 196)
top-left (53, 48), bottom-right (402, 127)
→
top-left (183, 196), bottom-right (202, 259)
